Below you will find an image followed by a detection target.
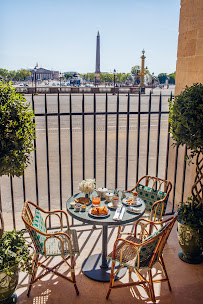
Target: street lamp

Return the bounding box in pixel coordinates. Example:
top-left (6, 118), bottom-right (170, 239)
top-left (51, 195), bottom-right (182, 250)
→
top-left (152, 72), bottom-right (154, 93)
top-left (59, 72), bottom-right (63, 91)
top-left (34, 66), bottom-right (37, 95)
top-left (113, 69), bottom-right (116, 95)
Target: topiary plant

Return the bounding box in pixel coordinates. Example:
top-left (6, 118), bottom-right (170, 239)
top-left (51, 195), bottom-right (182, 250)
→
top-left (0, 81), bottom-right (35, 236)
top-left (169, 83), bottom-right (203, 210)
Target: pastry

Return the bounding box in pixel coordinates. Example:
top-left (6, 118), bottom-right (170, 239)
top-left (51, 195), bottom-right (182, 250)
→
top-left (91, 206), bottom-right (108, 215)
top-left (74, 197), bottom-right (90, 205)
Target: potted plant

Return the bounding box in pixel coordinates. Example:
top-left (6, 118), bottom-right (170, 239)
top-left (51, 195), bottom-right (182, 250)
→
top-left (169, 83), bottom-right (203, 263)
top-left (0, 80), bottom-right (35, 237)
top-left (0, 229), bottom-right (33, 303)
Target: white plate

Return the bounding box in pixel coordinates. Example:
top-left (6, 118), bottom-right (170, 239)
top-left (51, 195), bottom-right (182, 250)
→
top-left (108, 202), bottom-right (122, 209)
top-left (122, 197), bottom-right (142, 207)
top-left (89, 208), bottom-right (110, 218)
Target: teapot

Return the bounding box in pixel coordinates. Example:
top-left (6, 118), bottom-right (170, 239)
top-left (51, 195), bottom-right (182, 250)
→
top-left (97, 187), bottom-right (108, 198)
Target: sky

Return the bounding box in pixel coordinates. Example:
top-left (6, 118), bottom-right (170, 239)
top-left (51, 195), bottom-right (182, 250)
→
top-left (0, 0), bottom-right (180, 76)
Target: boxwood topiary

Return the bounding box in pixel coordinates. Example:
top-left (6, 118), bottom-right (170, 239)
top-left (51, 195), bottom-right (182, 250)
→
top-left (169, 83), bottom-right (203, 161)
top-left (0, 81), bottom-right (35, 177)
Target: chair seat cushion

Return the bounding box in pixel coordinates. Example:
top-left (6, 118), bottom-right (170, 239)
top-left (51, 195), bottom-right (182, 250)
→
top-left (136, 184), bottom-right (168, 217)
top-left (42, 229), bottom-right (80, 256)
top-left (31, 209), bottom-right (47, 252)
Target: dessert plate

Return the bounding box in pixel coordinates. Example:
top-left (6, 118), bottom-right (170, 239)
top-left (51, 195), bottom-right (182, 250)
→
top-left (122, 197), bottom-right (142, 207)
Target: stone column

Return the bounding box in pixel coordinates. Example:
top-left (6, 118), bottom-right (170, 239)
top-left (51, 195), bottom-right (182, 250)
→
top-left (168, 0), bottom-right (203, 206)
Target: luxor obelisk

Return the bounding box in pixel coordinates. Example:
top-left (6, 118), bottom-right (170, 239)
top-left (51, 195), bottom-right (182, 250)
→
top-left (95, 31), bottom-right (100, 84)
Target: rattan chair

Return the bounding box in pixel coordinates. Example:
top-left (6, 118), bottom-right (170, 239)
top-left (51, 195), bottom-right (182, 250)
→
top-left (127, 175), bottom-right (172, 221)
top-left (22, 201), bottom-right (79, 296)
top-left (106, 214), bottom-right (177, 303)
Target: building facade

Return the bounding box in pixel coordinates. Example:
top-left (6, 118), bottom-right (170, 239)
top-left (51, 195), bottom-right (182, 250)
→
top-left (30, 68), bottom-right (59, 80)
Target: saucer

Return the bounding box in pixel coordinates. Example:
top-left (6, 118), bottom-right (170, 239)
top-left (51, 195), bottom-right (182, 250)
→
top-left (108, 202), bottom-right (122, 209)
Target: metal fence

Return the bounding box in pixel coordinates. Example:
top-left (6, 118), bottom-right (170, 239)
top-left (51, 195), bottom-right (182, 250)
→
top-left (3, 91), bottom-right (183, 229)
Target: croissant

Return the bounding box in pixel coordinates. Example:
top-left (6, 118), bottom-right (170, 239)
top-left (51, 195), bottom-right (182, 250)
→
top-left (91, 206), bottom-right (108, 215)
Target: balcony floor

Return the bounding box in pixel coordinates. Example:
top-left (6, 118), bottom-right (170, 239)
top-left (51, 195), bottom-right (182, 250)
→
top-left (16, 220), bottom-right (203, 304)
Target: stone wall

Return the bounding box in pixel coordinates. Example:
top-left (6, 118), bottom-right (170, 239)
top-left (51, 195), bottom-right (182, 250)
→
top-left (168, 0), bottom-right (203, 206)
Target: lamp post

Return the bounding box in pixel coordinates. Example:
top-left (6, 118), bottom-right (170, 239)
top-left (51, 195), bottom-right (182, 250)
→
top-left (151, 72), bottom-right (154, 93)
top-left (113, 69), bottom-right (116, 95)
top-left (34, 66), bottom-right (37, 95)
top-left (59, 72), bottom-right (63, 91)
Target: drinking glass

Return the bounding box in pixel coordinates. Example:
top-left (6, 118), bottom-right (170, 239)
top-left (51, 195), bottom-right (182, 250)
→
top-left (92, 195), bottom-right (101, 207)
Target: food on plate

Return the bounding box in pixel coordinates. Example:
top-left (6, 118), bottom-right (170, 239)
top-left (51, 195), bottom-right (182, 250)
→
top-left (133, 191), bottom-right (138, 197)
top-left (91, 206), bottom-right (108, 216)
top-left (126, 198), bottom-right (133, 203)
top-left (74, 197), bottom-right (90, 205)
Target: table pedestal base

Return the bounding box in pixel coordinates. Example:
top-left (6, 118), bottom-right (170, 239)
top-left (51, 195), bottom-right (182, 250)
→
top-left (82, 253), bottom-right (127, 282)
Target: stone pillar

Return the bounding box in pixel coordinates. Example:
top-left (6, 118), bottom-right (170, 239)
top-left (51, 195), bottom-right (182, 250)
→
top-left (168, 0), bottom-right (203, 206)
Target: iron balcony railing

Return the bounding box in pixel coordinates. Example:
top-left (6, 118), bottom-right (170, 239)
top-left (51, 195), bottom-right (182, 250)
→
top-left (3, 91), bottom-right (184, 229)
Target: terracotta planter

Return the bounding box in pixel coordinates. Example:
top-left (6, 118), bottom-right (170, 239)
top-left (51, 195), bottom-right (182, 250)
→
top-left (0, 265), bottom-right (18, 303)
top-left (177, 219), bottom-right (203, 264)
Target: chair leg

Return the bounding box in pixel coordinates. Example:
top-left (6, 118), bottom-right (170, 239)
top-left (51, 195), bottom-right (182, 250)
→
top-left (106, 261), bottom-right (116, 300)
top-left (70, 256), bottom-right (79, 296)
top-left (148, 270), bottom-right (156, 304)
top-left (159, 255), bottom-right (172, 291)
top-left (27, 253), bottom-right (39, 297)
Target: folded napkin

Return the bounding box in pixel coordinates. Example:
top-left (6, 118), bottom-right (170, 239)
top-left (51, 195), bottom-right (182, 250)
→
top-left (127, 206), bottom-right (141, 213)
top-left (113, 206), bottom-right (125, 221)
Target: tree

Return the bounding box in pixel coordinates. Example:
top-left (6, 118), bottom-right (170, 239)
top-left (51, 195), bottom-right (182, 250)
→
top-left (168, 72), bottom-right (176, 84)
top-left (13, 70), bottom-right (31, 81)
top-left (131, 65), bottom-right (140, 76)
top-left (64, 73), bottom-right (74, 80)
top-left (0, 81), bottom-right (35, 237)
top-left (158, 73), bottom-right (168, 84)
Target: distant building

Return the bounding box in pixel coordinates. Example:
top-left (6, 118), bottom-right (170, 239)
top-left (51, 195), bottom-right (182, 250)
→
top-left (30, 68), bottom-right (59, 80)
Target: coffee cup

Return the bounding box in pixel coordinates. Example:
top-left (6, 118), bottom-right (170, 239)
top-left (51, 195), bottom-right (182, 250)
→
top-left (111, 196), bottom-right (120, 207)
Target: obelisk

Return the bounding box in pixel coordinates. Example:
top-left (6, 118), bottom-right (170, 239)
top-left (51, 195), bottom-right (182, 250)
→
top-left (95, 31), bottom-right (100, 84)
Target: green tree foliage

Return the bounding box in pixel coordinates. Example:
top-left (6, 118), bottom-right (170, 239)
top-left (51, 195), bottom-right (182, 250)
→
top-left (131, 65), bottom-right (140, 75)
top-left (0, 69), bottom-right (31, 82)
top-left (169, 83), bottom-right (203, 160)
top-left (168, 72), bottom-right (176, 84)
top-left (158, 73), bottom-right (168, 84)
top-left (0, 81), bottom-right (35, 176)
top-left (64, 73), bottom-right (74, 80)
top-left (13, 70), bottom-right (31, 81)
top-left (0, 69), bottom-right (9, 80)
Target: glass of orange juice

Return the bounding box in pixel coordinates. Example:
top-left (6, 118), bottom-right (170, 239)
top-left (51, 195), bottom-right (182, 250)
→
top-left (92, 195), bottom-right (101, 207)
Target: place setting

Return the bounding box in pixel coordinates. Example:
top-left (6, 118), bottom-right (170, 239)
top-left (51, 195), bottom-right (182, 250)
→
top-left (122, 191), bottom-right (143, 214)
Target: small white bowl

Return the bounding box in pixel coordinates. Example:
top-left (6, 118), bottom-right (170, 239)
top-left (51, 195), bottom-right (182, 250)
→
top-left (105, 192), bottom-right (114, 202)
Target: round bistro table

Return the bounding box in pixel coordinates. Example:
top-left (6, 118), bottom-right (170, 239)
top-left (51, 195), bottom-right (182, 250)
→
top-left (66, 191), bottom-right (145, 282)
